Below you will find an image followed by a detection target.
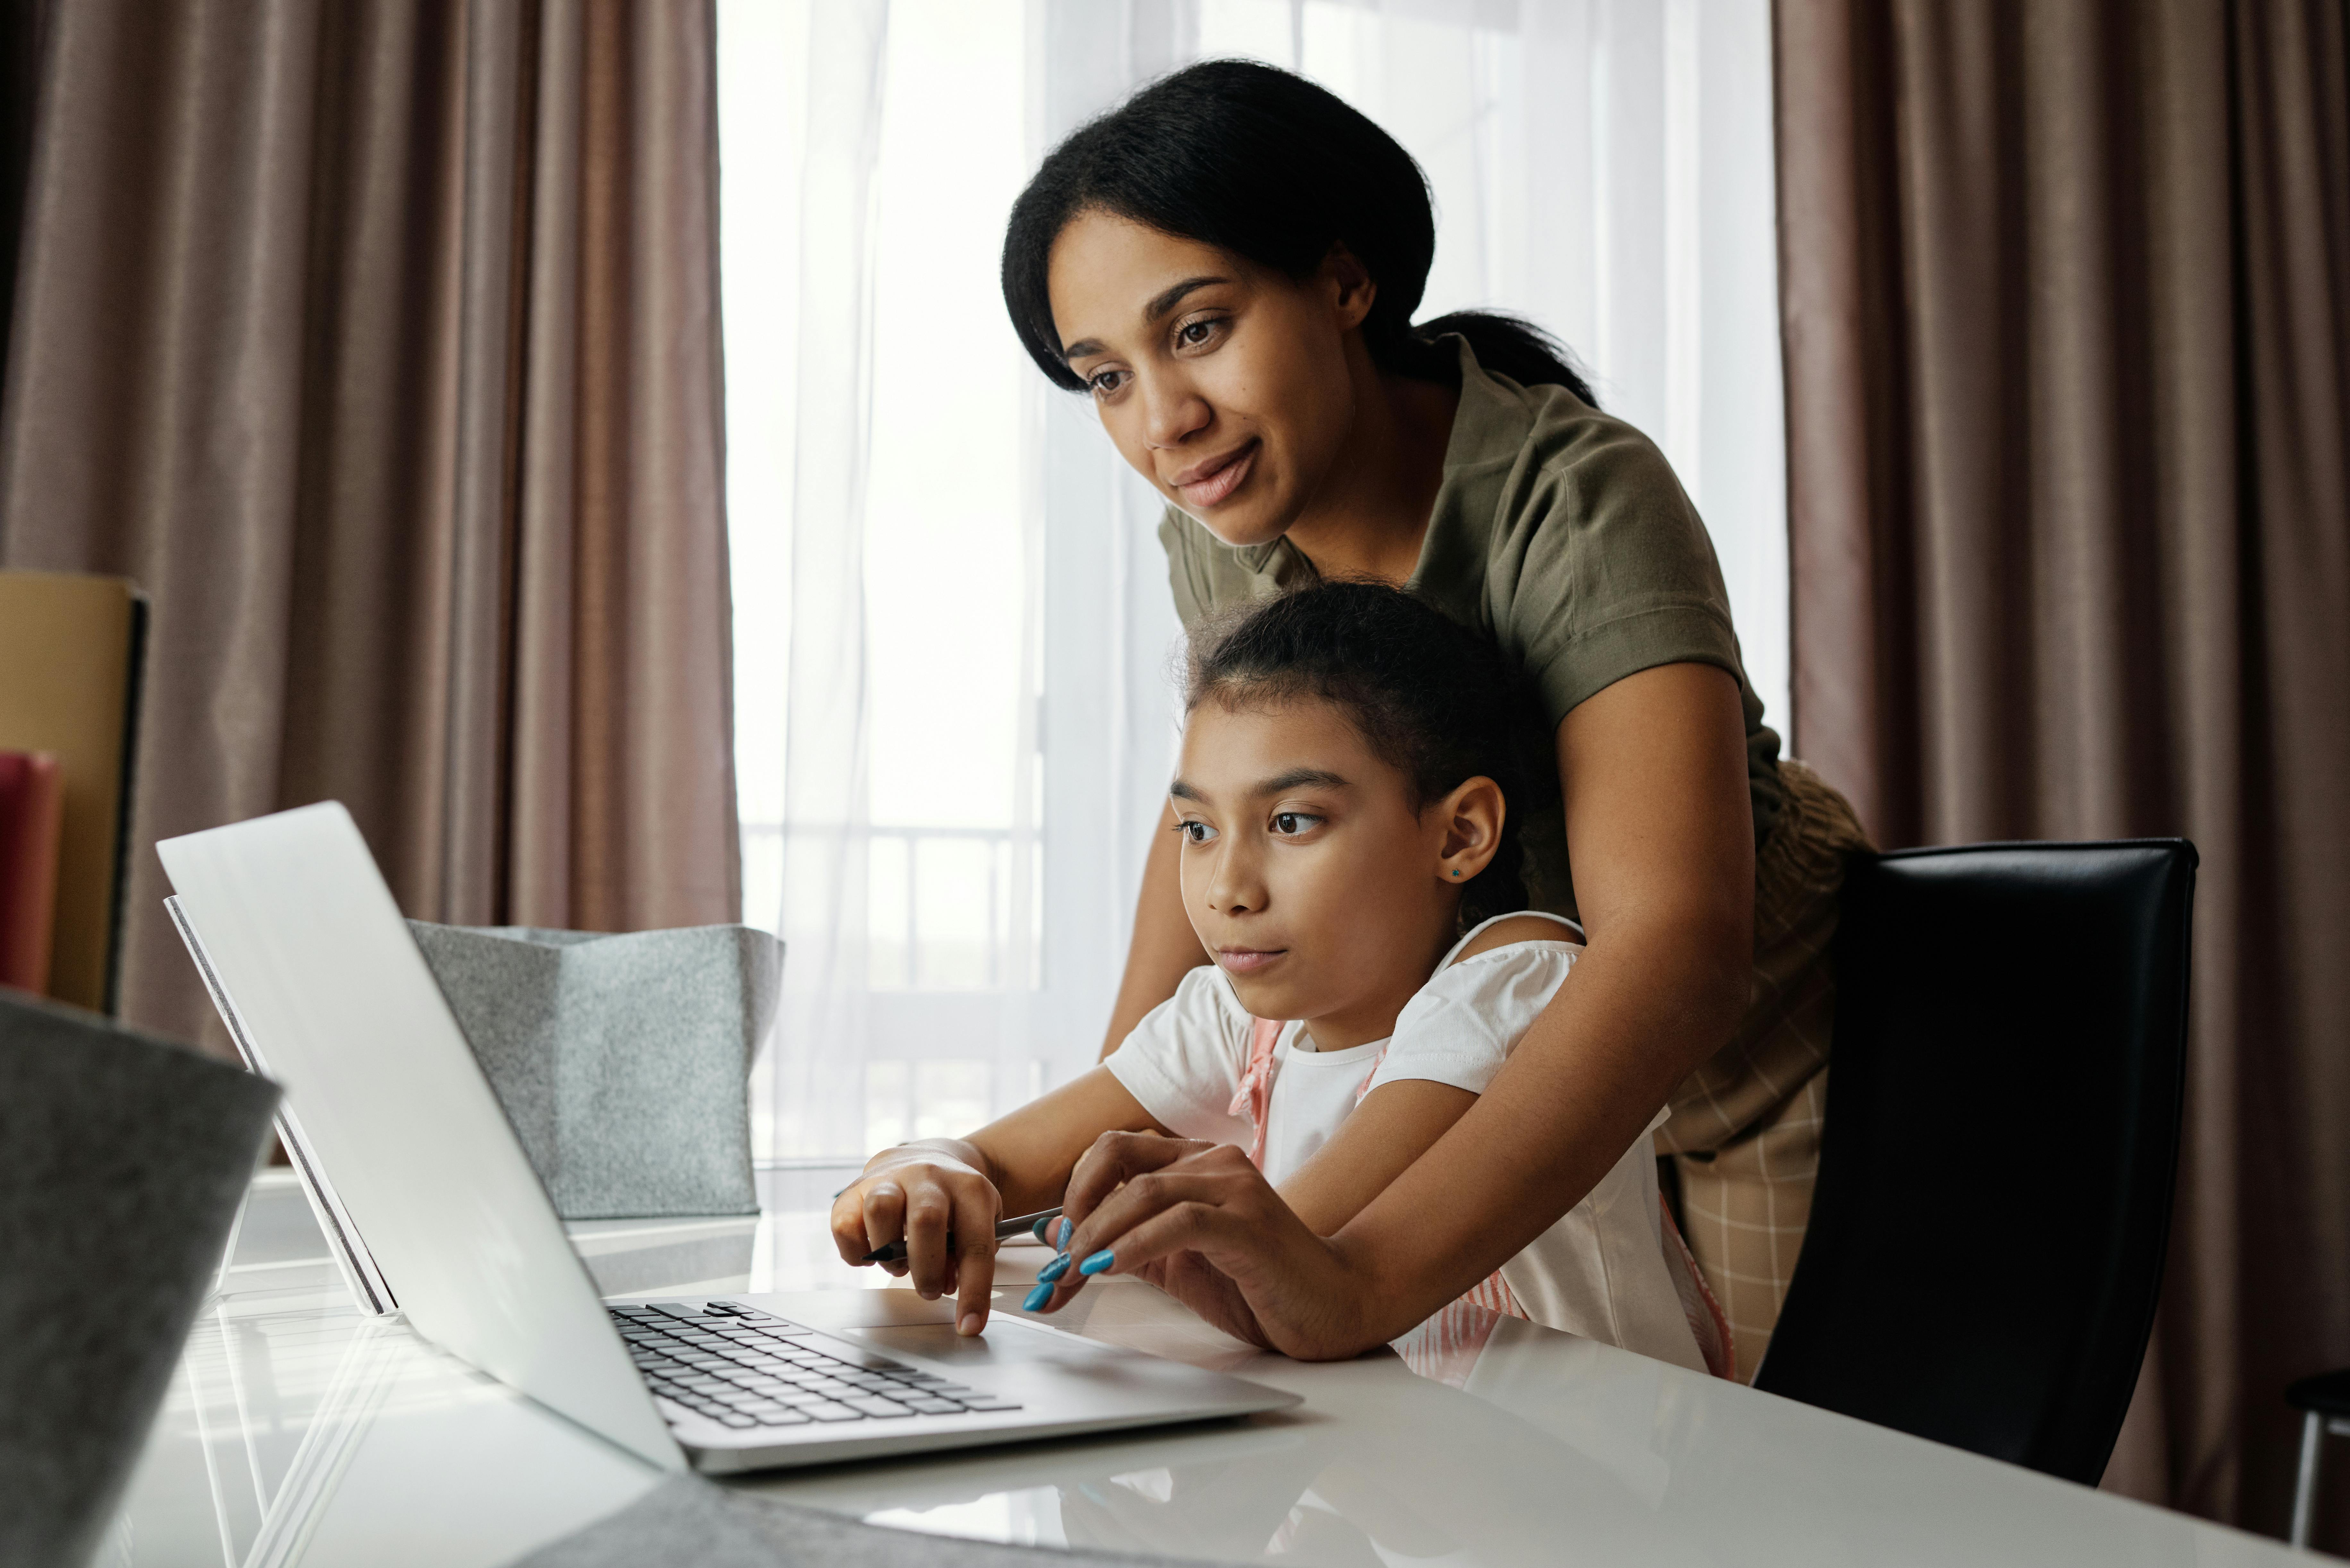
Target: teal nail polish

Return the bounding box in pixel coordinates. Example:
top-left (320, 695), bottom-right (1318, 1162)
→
top-left (1056, 1218), bottom-right (1074, 1248)
top-left (1036, 1254), bottom-right (1071, 1284)
top-left (1022, 1281), bottom-right (1054, 1312)
top-left (1031, 1216), bottom-right (1053, 1243)
top-left (1078, 1249), bottom-right (1115, 1276)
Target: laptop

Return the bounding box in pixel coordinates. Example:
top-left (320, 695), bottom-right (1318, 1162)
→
top-left (156, 802), bottom-right (1298, 1474)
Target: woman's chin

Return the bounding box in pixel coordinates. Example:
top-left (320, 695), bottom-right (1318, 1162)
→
top-left (1182, 496), bottom-right (1290, 550)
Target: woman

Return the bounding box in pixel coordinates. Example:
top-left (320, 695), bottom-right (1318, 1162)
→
top-left (999, 60), bottom-right (1868, 1375)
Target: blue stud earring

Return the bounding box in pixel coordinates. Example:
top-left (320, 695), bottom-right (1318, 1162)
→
top-left (1451, 869), bottom-right (1462, 877)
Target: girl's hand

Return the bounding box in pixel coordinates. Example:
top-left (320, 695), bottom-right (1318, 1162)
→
top-left (828, 1142), bottom-right (1003, 1335)
top-left (1025, 1132), bottom-right (1368, 1360)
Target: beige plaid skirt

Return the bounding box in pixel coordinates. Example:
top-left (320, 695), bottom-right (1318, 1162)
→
top-left (1656, 759), bottom-right (1873, 1381)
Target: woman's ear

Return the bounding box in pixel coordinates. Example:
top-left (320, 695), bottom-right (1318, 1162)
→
top-left (1433, 776), bottom-right (1506, 885)
top-left (1320, 244), bottom-right (1378, 331)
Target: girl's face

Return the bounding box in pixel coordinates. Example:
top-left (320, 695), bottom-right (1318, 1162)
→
top-left (1047, 210), bottom-right (1373, 549)
top-left (1169, 694), bottom-right (1503, 1049)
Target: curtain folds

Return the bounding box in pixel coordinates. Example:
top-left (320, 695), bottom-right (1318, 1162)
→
top-left (1777, 0), bottom-right (2350, 1539)
top-left (0, 0), bottom-right (739, 1052)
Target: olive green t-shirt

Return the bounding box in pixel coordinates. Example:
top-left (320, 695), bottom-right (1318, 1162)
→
top-left (1158, 336), bottom-right (1784, 921)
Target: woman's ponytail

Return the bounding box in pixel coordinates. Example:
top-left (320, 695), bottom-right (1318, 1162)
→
top-left (1410, 310), bottom-right (1600, 409)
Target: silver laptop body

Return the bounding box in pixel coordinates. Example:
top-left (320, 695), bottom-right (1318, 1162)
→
top-left (157, 802), bottom-right (1298, 1473)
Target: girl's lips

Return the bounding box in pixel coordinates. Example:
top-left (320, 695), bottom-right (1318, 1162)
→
top-left (1216, 947), bottom-right (1286, 975)
top-left (1174, 441), bottom-right (1257, 510)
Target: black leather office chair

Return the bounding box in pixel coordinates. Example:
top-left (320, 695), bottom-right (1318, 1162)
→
top-left (1754, 840), bottom-right (2194, 1486)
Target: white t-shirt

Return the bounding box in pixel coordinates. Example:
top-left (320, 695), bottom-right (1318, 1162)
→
top-left (1105, 914), bottom-right (1706, 1373)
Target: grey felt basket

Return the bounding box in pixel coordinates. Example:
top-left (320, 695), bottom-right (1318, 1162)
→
top-left (409, 922), bottom-right (781, 1221)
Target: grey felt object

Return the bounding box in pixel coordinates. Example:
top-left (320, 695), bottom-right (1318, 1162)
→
top-left (409, 922), bottom-right (781, 1220)
top-left (511, 1477), bottom-right (1190, 1568)
top-left (0, 991), bottom-right (280, 1568)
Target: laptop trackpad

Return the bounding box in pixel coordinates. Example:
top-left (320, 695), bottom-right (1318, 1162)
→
top-left (750, 1290), bottom-right (955, 1332)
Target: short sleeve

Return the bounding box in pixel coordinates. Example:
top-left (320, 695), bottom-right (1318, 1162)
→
top-left (1104, 965), bottom-right (1257, 1146)
top-left (1364, 943), bottom-right (1579, 1098)
top-left (1479, 406), bottom-right (1747, 730)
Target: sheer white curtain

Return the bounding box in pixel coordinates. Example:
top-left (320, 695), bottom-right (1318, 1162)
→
top-left (718, 0), bottom-right (1787, 1163)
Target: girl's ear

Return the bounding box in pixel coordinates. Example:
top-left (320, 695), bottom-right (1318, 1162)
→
top-left (1433, 776), bottom-right (1506, 885)
top-left (1320, 243), bottom-right (1379, 331)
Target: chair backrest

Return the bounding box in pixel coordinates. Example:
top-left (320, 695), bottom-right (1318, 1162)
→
top-left (0, 570), bottom-right (148, 1011)
top-left (1754, 840), bottom-right (2194, 1484)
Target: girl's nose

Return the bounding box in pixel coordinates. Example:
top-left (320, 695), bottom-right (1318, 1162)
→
top-left (1206, 843), bottom-right (1262, 915)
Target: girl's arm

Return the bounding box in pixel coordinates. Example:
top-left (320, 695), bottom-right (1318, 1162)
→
top-left (1098, 802), bottom-right (1212, 1059)
top-left (1045, 664), bottom-right (1754, 1357)
top-left (828, 1067), bottom-right (1168, 1335)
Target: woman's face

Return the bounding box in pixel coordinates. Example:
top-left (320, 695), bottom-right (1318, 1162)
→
top-left (1169, 694), bottom-right (1494, 1046)
top-left (1047, 210), bottom-right (1373, 549)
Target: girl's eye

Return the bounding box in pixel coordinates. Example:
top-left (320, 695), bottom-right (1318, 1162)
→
top-left (1088, 367), bottom-right (1127, 397)
top-left (1179, 820), bottom-right (1217, 844)
top-left (1175, 318), bottom-right (1221, 351)
top-left (1271, 812), bottom-right (1320, 837)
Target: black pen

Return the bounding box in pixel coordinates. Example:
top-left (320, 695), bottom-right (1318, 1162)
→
top-left (862, 1207), bottom-right (1064, 1265)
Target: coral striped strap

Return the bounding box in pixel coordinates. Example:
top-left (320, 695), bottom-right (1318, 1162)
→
top-left (1226, 1017), bottom-right (1284, 1170)
top-left (1459, 1268), bottom-right (1528, 1320)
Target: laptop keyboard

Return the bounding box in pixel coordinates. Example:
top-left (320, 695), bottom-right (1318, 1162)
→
top-left (611, 1300), bottom-right (1021, 1431)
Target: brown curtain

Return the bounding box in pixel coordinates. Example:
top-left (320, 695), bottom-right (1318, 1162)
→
top-left (1777, 0), bottom-right (2350, 1542)
top-left (0, 0), bottom-right (740, 1052)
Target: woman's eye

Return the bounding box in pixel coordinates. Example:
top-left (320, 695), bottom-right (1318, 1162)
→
top-left (1175, 318), bottom-right (1221, 350)
top-left (1088, 368), bottom-right (1126, 396)
top-left (1179, 820), bottom-right (1217, 844)
top-left (1271, 812), bottom-right (1320, 836)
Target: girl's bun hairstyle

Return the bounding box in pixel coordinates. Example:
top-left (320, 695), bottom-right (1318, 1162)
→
top-left (1003, 59), bottom-right (1598, 406)
top-left (1186, 580), bottom-right (1534, 931)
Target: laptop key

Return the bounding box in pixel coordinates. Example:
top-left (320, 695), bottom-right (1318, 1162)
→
top-left (755, 1408), bottom-right (814, 1425)
top-left (843, 1396), bottom-right (914, 1418)
top-left (902, 1398), bottom-right (966, 1415)
top-left (958, 1399), bottom-right (1023, 1412)
top-left (800, 1402), bottom-right (864, 1421)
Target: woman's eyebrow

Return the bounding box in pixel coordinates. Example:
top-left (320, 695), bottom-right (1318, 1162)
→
top-left (1143, 275), bottom-right (1228, 322)
top-left (1060, 276), bottom-right (1231, 364)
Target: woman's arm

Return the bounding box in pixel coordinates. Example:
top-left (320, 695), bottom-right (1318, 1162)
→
top-left (1099, 802), bottom-right (1212, 1058)
top-left (1044, 663), bottom-right (1754, 1356)
top-left (828, 1067), bottom-right (1167, 1334)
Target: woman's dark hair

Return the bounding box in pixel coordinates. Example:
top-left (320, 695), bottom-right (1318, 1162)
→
top-left (1186, 580), bottom-right (1532, 931)
top-left (1004, 59), bottom-right (1597, 406)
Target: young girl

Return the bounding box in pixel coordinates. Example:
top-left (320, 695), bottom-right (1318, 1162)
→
top-left (833, 582), bottom-right (1723, 1374)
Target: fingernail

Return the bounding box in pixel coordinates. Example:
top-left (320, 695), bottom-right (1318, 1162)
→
top-left (1078, 1249), bottom-right (1115, 1276)
top-left (1022, 1282), bottom-right (1055, 1312)
top-left (1056, 1218), bottom-right (1074, 1248)
top-left (958, 1312), bottom-right (983, 1335)
top-left (1036, 1253), bottom-right (1071, 1284)
top-left (1032, 1216), bottom-right (1053, 1242)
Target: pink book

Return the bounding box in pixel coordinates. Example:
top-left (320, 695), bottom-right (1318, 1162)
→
top-left (0, 750), bottom-right (64, 994)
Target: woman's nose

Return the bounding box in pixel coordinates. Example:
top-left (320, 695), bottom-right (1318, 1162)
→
top-left (1140, 375), bottom-right (1210, 449)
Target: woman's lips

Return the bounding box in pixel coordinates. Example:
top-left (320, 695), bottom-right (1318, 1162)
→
top-left (1172, 441), bottom-right (1257, 510)
top-left (1216, 946), bottom-right (1286, 975)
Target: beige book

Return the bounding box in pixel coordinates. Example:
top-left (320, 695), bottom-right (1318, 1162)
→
top-left (0, 570), bottom-right (146, 1010)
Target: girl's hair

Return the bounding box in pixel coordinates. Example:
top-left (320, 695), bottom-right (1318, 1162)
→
top-left (1186, 580), bottom-right (1532, 931)
top-left (1003, 59), bottom-right (1598, 407)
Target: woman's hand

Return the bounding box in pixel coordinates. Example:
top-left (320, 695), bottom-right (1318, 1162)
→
top-left (829, 1141), bottom-right (1003, 1335)
top-left (1025, 1132), bottom-right (1370, 1360)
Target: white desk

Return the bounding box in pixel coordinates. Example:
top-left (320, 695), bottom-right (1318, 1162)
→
top-left (114, 1170), bottom-right (2316, 1567)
